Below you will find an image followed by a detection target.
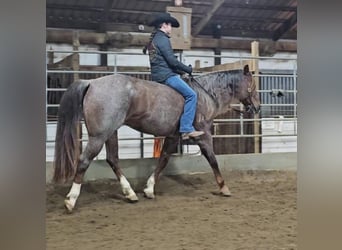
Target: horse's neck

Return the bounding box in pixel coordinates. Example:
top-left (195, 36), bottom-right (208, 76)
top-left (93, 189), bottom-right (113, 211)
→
top-left (213, 94), bottom-right (236, 116)
top-left (195, 71), bottom-right (245, 118)
top-left (191, 77), bottom-right (232, 119)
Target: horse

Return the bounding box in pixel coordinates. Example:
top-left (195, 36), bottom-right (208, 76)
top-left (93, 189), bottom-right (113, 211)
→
top-left (53, 64), bottom-right (260, 212)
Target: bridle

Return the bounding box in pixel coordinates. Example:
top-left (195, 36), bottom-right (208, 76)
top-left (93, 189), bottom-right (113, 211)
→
top-left (230, 74), bottom-right (256, 115)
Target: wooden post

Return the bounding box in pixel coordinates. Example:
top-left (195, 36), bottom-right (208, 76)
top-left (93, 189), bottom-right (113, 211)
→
top-left (72, 31), bottom-right (80, 81)
top-left (194, 59), bottom-right (200, 69)
top-left (166, 6), bottom-right (192, 50)
top-left (214, 48), bottom-right (221, 65)
top-left (100, 44), bottom-right (108, 67)
top-left (251, 41), bottom-right (260, 153)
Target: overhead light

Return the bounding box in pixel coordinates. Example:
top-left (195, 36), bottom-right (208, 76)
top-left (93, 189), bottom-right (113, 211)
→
top-left (212, 23), bottom-right (222, 38)
top-left (138, 25), bottom-right (145, 31)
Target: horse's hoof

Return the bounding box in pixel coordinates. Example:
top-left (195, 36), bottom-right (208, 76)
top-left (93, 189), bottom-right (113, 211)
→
top-left (125, 194), bottom-right (139, 203)
top-left (144, 193), bottom-right (155, 199)
top-left (220, 186), bottom-right (232, 197)
top-left (64, 199), bottom-right (74, 213)
top-left (143, 189), bottom-right (155, 199)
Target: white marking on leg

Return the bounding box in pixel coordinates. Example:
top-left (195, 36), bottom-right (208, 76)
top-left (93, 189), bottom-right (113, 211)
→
top-left (220, 185), bottom-right (232, 197)
top-left (144, 173), bottom-right (155, 199)
top-left (120, 176), bottom-right (138, 201)
top-left (65, 182), bottom-right (81, 211)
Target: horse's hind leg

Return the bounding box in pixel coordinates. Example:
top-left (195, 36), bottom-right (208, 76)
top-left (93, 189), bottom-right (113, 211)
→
top-left (64, 136), bottom-right (105, 212)
top-left (144, 137), bottom-right (179, 199)
top-left (105, 131), bottom-right (138, 202)
top-left (197, 134), bottom-right (231, 196)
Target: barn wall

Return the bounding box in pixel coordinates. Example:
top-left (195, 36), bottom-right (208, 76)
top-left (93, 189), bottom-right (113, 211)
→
top-left (46, 44), bottom-right (297, 71)
top-left (212, 110), bottom-right (258, 155)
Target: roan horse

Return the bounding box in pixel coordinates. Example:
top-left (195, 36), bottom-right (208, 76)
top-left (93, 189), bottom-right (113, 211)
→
top-left (53, 65), bottom-right (260, 212)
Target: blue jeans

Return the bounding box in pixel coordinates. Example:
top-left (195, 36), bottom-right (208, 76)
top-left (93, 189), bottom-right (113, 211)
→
top-left (165, 75), bottom-right (197, 133)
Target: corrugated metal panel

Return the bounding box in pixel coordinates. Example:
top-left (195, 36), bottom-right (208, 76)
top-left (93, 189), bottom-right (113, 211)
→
top-left (259, 72), bottom-right (297, 118)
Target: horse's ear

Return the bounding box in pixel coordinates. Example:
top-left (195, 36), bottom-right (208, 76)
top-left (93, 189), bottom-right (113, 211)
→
top-left (243, 65), bottom-right (249, 75)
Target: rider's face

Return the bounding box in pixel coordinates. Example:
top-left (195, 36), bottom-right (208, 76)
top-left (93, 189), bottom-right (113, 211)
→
top-left (161, 22), bottom-right (172, 35)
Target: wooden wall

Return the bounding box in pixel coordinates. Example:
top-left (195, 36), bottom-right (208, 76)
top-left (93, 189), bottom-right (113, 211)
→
top-left (212, 110), bottom-right (259, 154)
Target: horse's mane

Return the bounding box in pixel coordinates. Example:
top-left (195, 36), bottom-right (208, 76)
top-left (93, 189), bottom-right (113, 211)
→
top-left (188, 69), bottom-right (244, 97)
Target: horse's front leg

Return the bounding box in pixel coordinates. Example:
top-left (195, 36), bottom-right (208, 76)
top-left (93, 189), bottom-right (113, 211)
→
top-left (106, 131), bottom-right (138, 202)
top-left (144, 137), bottom-right (179, 199)
top-left (197, 133), bottom-right (231, 196)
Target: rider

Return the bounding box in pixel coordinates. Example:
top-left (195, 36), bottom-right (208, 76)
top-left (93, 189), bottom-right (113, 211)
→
top-left (144, 12), bottom-right (204, 140)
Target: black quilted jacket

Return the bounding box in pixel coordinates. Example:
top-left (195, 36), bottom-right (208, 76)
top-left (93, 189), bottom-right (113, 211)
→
top-left (148, 30), bottom-right (192, 83)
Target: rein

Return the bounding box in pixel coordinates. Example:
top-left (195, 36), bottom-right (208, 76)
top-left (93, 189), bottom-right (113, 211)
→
top-left (230, 106), bottom-right (245, 115)
top-left (188, 76), bottom-right (220, 108)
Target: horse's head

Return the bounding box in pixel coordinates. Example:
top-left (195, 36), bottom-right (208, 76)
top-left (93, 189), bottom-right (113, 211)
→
top-left (231, 65), bottom-right (260, 114)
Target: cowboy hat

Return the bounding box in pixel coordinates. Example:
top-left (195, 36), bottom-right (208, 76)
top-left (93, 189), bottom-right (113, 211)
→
top-left (149, 12), bottom-right (180, 28)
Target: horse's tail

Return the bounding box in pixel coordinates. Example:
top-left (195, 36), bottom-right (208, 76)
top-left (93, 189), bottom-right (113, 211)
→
top-left (53, 80), bottom-right (90, 183)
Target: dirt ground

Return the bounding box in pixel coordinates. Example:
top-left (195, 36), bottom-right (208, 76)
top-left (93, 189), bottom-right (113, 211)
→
top-left (46, 170), bottom-right (297, 250)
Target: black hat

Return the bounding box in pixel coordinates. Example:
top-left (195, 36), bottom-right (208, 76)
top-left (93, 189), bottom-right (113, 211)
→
top-left (149, 12), bottom-right (180, 28)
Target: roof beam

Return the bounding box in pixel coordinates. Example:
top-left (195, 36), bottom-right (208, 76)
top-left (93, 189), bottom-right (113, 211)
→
top-left (47, 19), bottom-right (99, 30)
top-left (46, 29), bottom-right (297, 52)
top-left (47, 2), bottom-right (296, 13)
top-left (46, 18), bottom-right (154, 33)
top-left (184, 1), bottom-right (297, 12)
top-left (192, 14), bottom-right (288, 24)
top-left (222, 2), bottom-right (296, 12)
top-left (47, 4), bottom-right (102, 12)
top-left (47, 4), bottom-right (159, 16)
top-left (192, 0), bottom-right (225, 36)
top-left (272, 11), bottom-right (297, 41)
